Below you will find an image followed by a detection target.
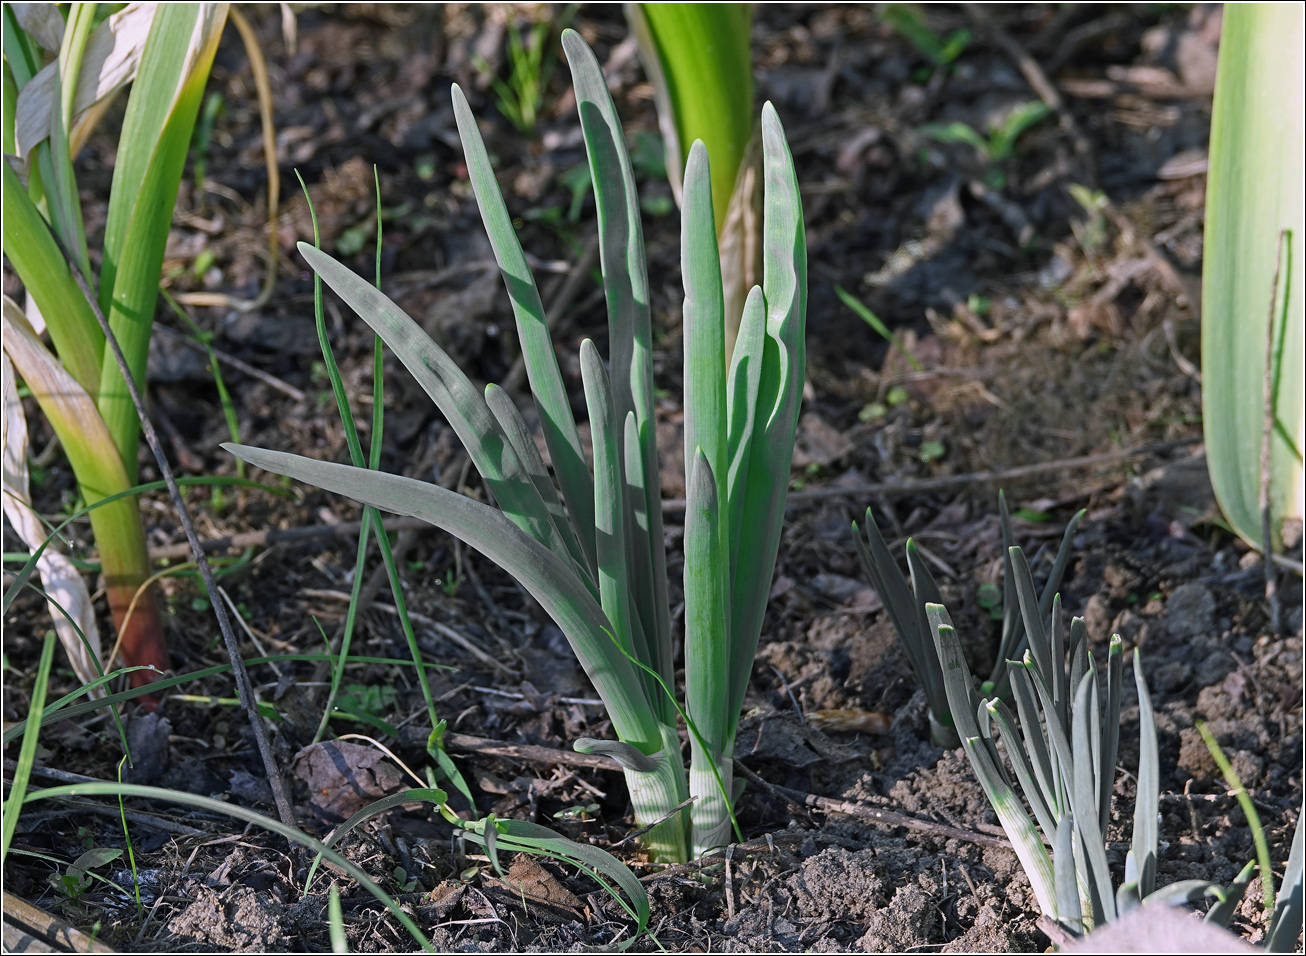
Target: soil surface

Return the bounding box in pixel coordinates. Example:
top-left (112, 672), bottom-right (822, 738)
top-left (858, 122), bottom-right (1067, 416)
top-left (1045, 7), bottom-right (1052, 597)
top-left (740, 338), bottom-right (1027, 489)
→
top-left (3, 4), bottom-right (1301, 953)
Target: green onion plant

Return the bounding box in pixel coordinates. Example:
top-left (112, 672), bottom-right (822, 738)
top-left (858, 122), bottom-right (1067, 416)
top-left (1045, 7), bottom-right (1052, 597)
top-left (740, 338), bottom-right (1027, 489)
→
top-left (227, 29), bottom-right (807, 863)
top-left (853, 492), bottom-right (1082, 746)
top-left (926, 548), bottom-right (1241, 936)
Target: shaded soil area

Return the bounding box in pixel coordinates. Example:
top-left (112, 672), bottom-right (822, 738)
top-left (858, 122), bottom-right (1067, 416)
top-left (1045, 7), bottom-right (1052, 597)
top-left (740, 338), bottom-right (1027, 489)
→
top-left (3, 4), bottom-right (1300, 952)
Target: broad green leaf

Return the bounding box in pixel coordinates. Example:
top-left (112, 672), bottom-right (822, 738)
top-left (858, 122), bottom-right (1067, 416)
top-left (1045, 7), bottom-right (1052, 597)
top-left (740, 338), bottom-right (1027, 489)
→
top-left (1202, 4), bottom-right (1304, 549)
top-left (451, 84), bottom-right (595, 571)
top-left (563, 28), bottom-right (672, 696)
top-left (1, 161), bottom-right (103, 395)
top-left (223, 443), bottom-right (662, 755)
top-left (97, 3), bottom-right (228, 478)
top-left (13, 3), bottom-right (157, 157)
top-left (635, 4), bottom-right (753, 233)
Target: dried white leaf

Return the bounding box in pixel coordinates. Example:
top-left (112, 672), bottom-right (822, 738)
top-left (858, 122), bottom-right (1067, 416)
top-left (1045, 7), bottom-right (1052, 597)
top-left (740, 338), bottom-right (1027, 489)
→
top-left (1, 314), bottom-right (104, 689)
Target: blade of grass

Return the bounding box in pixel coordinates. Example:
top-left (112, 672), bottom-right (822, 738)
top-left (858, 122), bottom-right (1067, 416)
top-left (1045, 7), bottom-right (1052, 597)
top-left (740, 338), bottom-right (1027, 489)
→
top-left (834, 285), bottom-right (922, 372)
top-left (329, 884), bottom-right (348, 954)
top-left (2, 632), bottom-right (56, 863)
top-left (1197, 719), bottom-right (1273, 914)
top-left (22, 782), bottom-right (432, 951)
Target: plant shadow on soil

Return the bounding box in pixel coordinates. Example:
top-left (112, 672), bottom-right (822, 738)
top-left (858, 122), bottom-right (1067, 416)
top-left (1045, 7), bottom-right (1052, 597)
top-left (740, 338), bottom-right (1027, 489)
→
top-left (3, 4), bottom-right (1301, 952)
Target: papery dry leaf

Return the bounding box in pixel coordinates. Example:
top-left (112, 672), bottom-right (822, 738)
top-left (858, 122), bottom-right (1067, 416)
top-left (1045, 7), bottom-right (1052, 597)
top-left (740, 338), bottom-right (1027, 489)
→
top-left (1, 301), bottom-right (103, 688)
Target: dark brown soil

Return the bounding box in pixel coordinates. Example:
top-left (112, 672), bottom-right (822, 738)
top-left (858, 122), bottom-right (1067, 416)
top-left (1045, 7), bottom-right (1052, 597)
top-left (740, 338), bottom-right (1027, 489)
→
top-left (3, 4), bottom-right (1300, 953)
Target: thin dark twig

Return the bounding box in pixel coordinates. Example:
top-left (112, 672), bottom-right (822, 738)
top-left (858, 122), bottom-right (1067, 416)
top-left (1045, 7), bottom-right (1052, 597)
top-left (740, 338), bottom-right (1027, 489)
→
top-left (59, 254), bottom-right (297, 831)
top-left (1261, 229), bottom-right (1287, 634)
top-left (733, 760), bottom-right (1013, 852)
top-left (662, 438), bottom-right (1201, 511)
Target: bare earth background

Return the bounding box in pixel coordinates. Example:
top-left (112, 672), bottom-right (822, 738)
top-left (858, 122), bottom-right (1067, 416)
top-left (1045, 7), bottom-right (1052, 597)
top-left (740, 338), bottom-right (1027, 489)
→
top-left (3, 4), bottom-right (1301, 952)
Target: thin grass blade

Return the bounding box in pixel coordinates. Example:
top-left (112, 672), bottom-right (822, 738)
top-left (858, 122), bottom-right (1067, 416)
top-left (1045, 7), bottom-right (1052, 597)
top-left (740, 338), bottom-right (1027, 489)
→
top-left (2, 632), bottom-right (55, 862)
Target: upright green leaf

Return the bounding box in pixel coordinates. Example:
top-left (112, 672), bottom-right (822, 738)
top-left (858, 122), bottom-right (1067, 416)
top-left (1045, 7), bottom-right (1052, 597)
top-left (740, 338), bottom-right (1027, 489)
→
top-left (451, 84), bottom-right (596, 572)
top-left (635, 4), bottom-right (753, 233)
top-left (563, 28), bottom-right (672, 692)
top-left (684, 450), bottom-right (730, 853)
top-left (96, 3), bottom-right (227, 478)
top-left (726, 103), bottom-right (806, 738)
top-left (1202, 4), bottom-right (1304, 549)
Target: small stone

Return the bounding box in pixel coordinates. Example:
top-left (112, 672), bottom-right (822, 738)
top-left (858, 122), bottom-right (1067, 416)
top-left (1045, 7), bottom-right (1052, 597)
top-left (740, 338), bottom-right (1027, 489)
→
top-left (1165, 583), bottom-right (1216, 638)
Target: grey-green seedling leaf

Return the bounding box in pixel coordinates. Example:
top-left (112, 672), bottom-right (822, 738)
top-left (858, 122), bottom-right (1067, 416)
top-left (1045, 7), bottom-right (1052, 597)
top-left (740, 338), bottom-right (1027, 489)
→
top-left (1267, 808), bottom-right (1303, 952)
top-left (563, 28), bottom-right (671, 694)
top-left (681, 141), bottom-right (729, 526)
top-left (1132, 650), bottom-right (1159, 899)
top-left (451, 84), bottom-right (596, 571)
top-left (224, 443), bottom-right (661, 755)
top-left (726, 101), bottom-right (807, 742)
top-left (725, 285), bottom-right (766, 567)
top-left (1100, 633), bottom-right (1123, 833)
top-left (926, 604), bottom-right (1056, 916)
top-left (1205, 860), bottom-right (1257, 928)
top-left (573, 738), bottom-right (659, 773)
top-left (1072, 669), bottom-right (1116, 924)
top-left (684, 450), bottom-right (730, 851)
top-left (1053, 814), bottom-right (1084, 934)
top-left (581, 340), bottom-right (646, 679)
top-left (295, 243), bottom-right (564, 559)
top-left (485, 383), bottom-right (594, 589)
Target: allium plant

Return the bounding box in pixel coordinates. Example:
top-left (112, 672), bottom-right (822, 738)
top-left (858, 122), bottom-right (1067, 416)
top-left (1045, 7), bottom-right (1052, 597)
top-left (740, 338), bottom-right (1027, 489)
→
top-left (228, 30), bottom-right (806, 863)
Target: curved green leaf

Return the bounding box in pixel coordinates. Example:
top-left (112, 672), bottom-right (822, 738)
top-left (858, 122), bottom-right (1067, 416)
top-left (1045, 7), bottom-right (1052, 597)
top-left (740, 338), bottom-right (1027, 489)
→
top-left (224, 443), bottom-right (661, 754)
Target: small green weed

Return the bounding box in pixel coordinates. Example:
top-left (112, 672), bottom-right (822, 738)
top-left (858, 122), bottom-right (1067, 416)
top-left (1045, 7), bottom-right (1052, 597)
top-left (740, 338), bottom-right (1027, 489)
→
top-left (919, 102), bottom-right (1051, 188)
